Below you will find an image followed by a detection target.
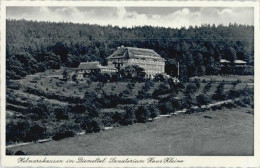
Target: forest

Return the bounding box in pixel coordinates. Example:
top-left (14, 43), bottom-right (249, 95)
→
top-left (6, 19), bottom-right (254, 81)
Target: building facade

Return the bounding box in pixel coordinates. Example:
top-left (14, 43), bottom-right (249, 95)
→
top-left (106, 46), bottom-right (165, 78)
top-left (76, 61), bottom-right (117, 79)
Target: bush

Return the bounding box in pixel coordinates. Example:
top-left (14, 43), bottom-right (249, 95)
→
top-left (7, 81), bottom-right (21, 90)
top-left (211, 105), bottom-right (219, 111)
top-left (152, 82), bottom-right (170, 97)
top-left (54, 107), bottom-right (69, 120)
top-left (102, 115), bottom-right (113, 127)
top-left (185, 83), bottom-right (198, 95)
top-left (112, 112), bottom-right (124, 125)
top-left (193, 78), bottom-right (201, 89)
top-left (52, 130), bottom-right (75, 141)
top-left (242, 97), bottom-right (254, 106)
top-left (153, 74), bottom-right (165, 82)
top-left (171, 98), bottom-right (183, 111)
top-left (196, 94), bottom-right (210, 107)
top-left (26, 124), bottom-right (46, 142)
top-left (148, 104), bottom-right (160, 119)
top-left (184, 95), bottom-right (198, 108)
top-left (159, 101), bottom-right (174, 114)
top-left (186, 107), bottom-right (201, 114)
top-left (135, 106), bottom-right (150, 123)
top-left (222, 102), bottom-right (237, 109)
top-left (14, 150), bottom-right (27, 155)
top-left (203, 82), bottom-right (212, 93)
top-left (6, 120), bottom-right (30, 143)
top-left (122, 107), bottom-right (136, 125)
top-left (213, 81), bottom-right (225, 100)
top-left (84, 118), bottom-right (103, 133)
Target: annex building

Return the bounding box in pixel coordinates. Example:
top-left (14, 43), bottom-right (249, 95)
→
top-left (106, 46), bottom-right (165, 78)
top-left (76, 61), bottom-right (117, 79)
top-left (220, 59), bottom-right (253, 75)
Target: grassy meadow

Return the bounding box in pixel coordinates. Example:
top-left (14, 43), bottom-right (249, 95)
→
top-left (8, 106), bottom-right (253, 155)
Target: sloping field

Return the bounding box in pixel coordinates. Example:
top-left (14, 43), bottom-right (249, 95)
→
top-left (9, 107), bottom-right (253, 156)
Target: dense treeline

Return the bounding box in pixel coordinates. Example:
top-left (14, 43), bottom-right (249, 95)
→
top-left (7, 19), bottom-right (254, 81)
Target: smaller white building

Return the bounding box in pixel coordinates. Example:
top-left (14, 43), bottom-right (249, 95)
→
top-left (76, 61), bottom-right (117, 79)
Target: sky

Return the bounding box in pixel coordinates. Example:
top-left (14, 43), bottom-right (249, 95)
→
top-left (6, 6), bottom-right (254, 28)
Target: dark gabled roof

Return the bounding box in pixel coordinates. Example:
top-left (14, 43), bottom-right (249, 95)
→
top-left (77, 62), bottom-right (100, 69)
top-left (106, 47), bottom-right (165, 61)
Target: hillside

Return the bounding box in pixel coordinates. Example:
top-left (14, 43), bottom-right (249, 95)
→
top-left (6, 65), bottom-right (254, 146)
top-left (7, 20), bottom-right (254, 81)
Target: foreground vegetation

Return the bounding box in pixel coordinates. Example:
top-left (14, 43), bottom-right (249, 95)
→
top-left (6, 65), bottom-right (254, 146)
top-left (7, 106), bottom-right (253, 155)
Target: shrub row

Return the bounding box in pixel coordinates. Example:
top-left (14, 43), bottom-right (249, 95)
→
top-left (24, 86), bottom-right (82, 103)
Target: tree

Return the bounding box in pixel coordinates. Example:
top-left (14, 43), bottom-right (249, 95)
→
top-left (153, 74), bottom-right (165, 82)
top-left (26, 99), bottom-right (51, 120)
top-left (119, 65), bottom-right (146, 82)
top-left (214, 81), bottom-right (225, 100)
top-left (159, 101), bottom-right (174, 114)
top-left (72, 73), bottom-right (78, 82)
top-left (227, 47), bottom-right (237, 63)
top-left (194, 53), bottom-right (205, 76)
top-left (152, 82), bottom-right (170, 97)
top-left (205, 56), bottom-right (215, 75)
top-left (148, 104), bottom-right (160, 119)
top-left (27, 124), bottom-right (46, 142)
top-left (185, 83), bottom-right (198, 95)
top-left (6, 120), bottom-right (30, 142)
top-left (54, 107), bottom-right (69, 120)
top-left (112, 112), bottom-right (124, 125)
top-left (84, 118), bottom-right (103, 133)
top-left (185, 95), bottom-right (197, 108)
top-left (135, 106), bottom-right (150, 123)
top-left (193, 78), bottom-right (201, 89)
top-left (227, 47), bottom-right (237, 74)
top-left (196, 94), bottom-right (210, 107)
top-left (52, 42), bottom-right (69, 63)
top-left (62, 68), bottom-right (69, 81)
top-left (123, 107), bottom-right (136, 125)
top-left (203, 82), bottom-right (212, 93)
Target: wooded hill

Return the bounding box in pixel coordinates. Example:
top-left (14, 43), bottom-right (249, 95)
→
top-left (6, 19), bottom-right (254, 81)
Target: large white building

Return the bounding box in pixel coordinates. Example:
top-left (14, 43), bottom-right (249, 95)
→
top-left (106, 46), bottom-right (165, 78)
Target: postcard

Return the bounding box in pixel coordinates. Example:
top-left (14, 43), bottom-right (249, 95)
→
top-left (0, 0), bottom-right (259, 167)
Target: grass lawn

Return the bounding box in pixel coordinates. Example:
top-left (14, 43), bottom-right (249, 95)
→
top-left (9, 107), bottom-right (253, 156)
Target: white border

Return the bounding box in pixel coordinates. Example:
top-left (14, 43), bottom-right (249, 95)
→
top-left (1, 1), bottom-right (260, 167)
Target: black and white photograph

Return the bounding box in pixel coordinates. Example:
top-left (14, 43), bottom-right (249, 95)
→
top-left (0, 0), bottom-right (259, 167)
